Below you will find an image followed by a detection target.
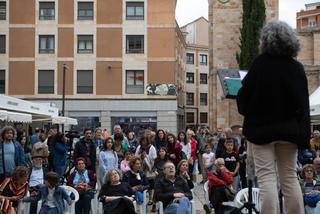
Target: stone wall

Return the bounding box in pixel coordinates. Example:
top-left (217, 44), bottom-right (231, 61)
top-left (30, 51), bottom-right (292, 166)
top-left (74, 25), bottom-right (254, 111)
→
top-left (209, 0), bottom-right (279, 129)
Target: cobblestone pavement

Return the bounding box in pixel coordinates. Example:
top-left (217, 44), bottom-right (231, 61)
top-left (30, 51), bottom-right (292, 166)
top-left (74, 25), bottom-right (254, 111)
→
top-left (192, 182), bottom-right (207, 214)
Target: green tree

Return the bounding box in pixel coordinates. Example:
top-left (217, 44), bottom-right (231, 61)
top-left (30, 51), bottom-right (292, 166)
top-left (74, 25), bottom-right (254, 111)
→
top-left (236, 0), bottom-right (266, 70)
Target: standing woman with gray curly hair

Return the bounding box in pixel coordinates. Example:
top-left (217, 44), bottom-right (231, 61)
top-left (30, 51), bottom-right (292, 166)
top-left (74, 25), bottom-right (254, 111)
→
top-left (237, 21), bottom-right (310, 214)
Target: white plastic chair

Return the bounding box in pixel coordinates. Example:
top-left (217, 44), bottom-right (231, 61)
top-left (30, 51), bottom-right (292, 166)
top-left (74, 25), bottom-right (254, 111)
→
top-left (234, 187), bottom-right (260, 213)
top-left (34, 186), bottom-right (80, 214)
top-left (61, 185), bottom-right (79, 214)
top-left (91, 183), bottom-right (99, 214)
top-left (17, 191), bottom-right (30, 214)
top-left (203, 181), bottom-right (210, 206)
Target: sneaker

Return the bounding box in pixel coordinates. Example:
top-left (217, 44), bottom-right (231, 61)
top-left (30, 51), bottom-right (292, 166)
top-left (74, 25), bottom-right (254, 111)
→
top-left (203, 204), bottom-right (211, 214)
top-left (151, 204), bottom-right (157, 213)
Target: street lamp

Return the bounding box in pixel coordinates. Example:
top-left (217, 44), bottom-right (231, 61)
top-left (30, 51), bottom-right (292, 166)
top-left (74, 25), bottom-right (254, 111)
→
top-left (62, 63), bottom-right (67, 133)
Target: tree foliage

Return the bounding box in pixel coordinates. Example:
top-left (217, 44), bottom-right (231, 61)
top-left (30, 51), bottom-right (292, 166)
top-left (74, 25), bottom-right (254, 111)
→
top-left (236, 0), bottom-right (266, 70)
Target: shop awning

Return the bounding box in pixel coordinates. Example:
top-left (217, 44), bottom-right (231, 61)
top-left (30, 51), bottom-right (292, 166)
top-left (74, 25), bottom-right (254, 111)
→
top-left (52, 116), bottom-right (78, 125)
top-left (0, 95), bottom-right (59, 120)
top-left (0, 110), bottom-right (32, 123)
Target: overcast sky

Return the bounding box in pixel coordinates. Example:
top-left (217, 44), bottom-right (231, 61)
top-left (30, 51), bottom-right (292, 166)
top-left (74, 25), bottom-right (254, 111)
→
top-left (176, 0), bottom-right (317, 28)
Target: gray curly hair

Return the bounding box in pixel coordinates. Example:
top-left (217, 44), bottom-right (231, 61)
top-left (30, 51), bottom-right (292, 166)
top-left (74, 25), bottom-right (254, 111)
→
top-left (103, 169), bottom-right (122, 184)
top-left (259, 21), bottom-right (300, 57)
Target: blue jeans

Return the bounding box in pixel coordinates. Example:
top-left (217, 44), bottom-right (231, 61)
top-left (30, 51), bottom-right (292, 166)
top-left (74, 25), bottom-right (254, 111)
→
top-left (232, 174), bottom-right (240, 192)
top-left (39, 205), bottom-right (59, 214)
top-left (164, 197), bottom-right (191, 214)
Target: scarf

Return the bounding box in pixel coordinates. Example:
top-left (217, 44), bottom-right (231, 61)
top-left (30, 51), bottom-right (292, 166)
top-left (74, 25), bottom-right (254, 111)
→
top-left (73, 170), bottom-right (90, 185)
top-left (131, 170), bottom-right (141, 180)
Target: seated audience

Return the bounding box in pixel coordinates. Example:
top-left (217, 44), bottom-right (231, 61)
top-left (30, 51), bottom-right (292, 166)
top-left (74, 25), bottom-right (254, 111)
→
top-left (177, 160), bottom-right (194, 190)
top-left (68, 157), bottom-right (96, 214)
top-left (153, 147), bottom-right (168, 178)
top-left (120, 150), bottom-right (133, 174)
top-left (299, 164), bottom-right (320, 214)
top-left (154, 161), bottom-right (192, 214)
top-left (205, 158), bottom-right (233, 214)
top-left (23, 171), bottom-right (72, 214)
top-left (28, 155), bottom-right (47, 214)
top-left (0, 166), bottom-right (29, 213)
top-left (98, 169), bottom-right (136, 214)
top-left (123, 157), bottom-right (149, 204)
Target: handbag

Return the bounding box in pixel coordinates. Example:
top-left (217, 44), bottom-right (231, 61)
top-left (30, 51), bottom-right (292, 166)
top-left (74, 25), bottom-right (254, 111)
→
top-left (304, 191), bottom-right (320, 207)
top-left (224, 185), bottom-right (236, 201)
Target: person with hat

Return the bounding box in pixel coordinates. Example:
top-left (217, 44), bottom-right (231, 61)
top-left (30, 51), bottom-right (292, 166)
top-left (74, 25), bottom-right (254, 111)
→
top-left (28, 154), bottom-right (47, 214)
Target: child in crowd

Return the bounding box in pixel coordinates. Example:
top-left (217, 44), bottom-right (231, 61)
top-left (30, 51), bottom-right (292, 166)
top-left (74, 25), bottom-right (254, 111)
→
top-left (202, 144), bottom-right (216, 182)
top-left (220, 138), bottom-right (240, 192)
top-left (120, 150), bottom-right (133, 174)
top-left (23, 171), bottom-right (72, 214)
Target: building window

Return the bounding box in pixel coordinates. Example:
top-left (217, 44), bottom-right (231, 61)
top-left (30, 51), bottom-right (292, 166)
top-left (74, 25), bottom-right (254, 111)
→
top-left (77, 70), bottom-right (93, 93)
top-left (186, 72), bottom-right (194, 84)
top-left (200, 54), bottom-right (207, 65)
top-left (126, 70), bottom-right (144, 94)
top-left (309, 19), bottom-right (316, 28)
top-left (186, 53), bottom-right (194, 64)
top-left (78, 2), bottom-right (93, 20)
top-left (126, 2), bottom-right (144, 20)
top-left (0, 2), bottom-right (6, 20)
top-left (77, 35), bottom-right (93, 53)
top-left (126, 35), bottom-right (144, 54)
top-left (186, 112), bottom-right (194, 123)
top-left (186, 93), bottom-right (194, 105)
top-left (200, 73), bottom-right (207, 84)
top-left (200, 93), bottom-right (208, 106)
top-left (200, 112), bottom-right (208, 123)
top-left (39, 35), bottom-right (54, 53)
top-left (39, 2), bottom-right (55, 20)
top-left (38, 70), bottom-right (54, 94)
top-left (0, 35), bottom-right (5, 54)
top-left (0, 70), bottom-right (5, 94)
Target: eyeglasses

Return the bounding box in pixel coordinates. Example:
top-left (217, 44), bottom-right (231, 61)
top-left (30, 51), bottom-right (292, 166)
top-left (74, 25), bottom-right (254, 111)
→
top-left (305, 169), bottom-right (314, 173)
top-left (165, 165), bottom-right (175, 169)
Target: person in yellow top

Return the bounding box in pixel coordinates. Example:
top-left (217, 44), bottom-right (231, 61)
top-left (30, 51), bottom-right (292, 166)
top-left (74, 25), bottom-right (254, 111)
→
top-left (310, 130), bottom-right (320, 152)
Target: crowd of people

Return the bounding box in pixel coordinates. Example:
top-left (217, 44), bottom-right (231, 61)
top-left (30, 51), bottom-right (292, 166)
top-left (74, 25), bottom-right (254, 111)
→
top-left (1, 122), bottom-right (320, 214)
top-left (0, 121), bottom-right (253, 214)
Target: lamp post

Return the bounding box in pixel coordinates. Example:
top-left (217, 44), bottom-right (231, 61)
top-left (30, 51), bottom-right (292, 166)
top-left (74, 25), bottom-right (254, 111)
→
top-left (62, 64), bottom-right (67, 133)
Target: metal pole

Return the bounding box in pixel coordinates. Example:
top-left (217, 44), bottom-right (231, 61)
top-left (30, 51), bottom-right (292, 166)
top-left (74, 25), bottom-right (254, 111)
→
top-left (62, 64), bottom-right (67, 133)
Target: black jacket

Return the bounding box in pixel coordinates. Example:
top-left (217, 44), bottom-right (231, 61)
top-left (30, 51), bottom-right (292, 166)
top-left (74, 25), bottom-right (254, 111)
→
top-left (154, 175), bottom-right (192, 209)
top-left (73, 139), bottom-right (97, 172)
top-left (237, 53), bottom-right (311, 149)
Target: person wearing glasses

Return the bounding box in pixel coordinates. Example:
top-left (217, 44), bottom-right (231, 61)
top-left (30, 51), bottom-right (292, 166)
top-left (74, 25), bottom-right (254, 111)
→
top-left (299, 164), bottom-right (320, 214)
top-left (154, 161), bottom-right (192, 214)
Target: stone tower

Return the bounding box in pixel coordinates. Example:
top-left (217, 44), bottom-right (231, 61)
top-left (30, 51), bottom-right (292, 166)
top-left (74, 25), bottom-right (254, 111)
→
top-left (208, 0), bottom-right (279, 130)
